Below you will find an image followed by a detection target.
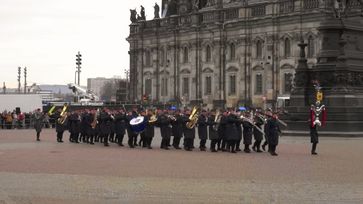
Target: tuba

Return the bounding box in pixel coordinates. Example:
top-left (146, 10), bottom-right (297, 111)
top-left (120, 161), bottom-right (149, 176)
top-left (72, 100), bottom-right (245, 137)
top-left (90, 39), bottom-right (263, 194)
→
top-left (186, 107), bottom-right (199, 129)
top-left (148, 109), bottom-right (158, 123)
top-left (58, 104), bottom-right (68, 125)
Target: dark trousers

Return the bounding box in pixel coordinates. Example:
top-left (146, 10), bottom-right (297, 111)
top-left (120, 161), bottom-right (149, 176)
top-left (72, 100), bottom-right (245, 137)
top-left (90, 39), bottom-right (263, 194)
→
top-left (128, 133), bottom-right (136, 148)
top-left (87, 135), bottom-right (94, 144)
top-left (80, 132), bottom-right (86, 142)
top-left (133, 134), bottom-right (138, 146)
top-left (36, 131), bottom-right (40, 140)
top-left (253, 140), bottom-right (262, 151)
top-left (144, 137), bottom-right (153, 148)
top-left (184, 138), bottom-right (193, 150)
top-left (269, 144), bottom-right (277, 153)
top-left (210, 139), bottom-right (218, 151)
top-left (312, 143), bottom-right (317, 153)
top-left (199, 139), bottom-right (207, 149)
top-left (236, 139), bottom-right (241, 150)
top-left (109, 132), bottom-right (115, 142)
top-left (173, 137), bottom-right (181, 148)
top-left (139, 133), bottom-right (145, 146)
top-left (116, 133), bottom-right (124, 146)
top-left (160, 138), bottom-right (169, 149)
top-left (228, 140), bottom-right (236, 152)
top-left (56, 131), bottom-right (64, 142)
top-left (103, 134), bottom-right (109, 146)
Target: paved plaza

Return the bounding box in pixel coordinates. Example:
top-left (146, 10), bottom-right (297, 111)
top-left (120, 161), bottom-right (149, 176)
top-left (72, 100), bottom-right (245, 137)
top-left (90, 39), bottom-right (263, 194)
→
top-left (0, 129), bottom-right (363, 204)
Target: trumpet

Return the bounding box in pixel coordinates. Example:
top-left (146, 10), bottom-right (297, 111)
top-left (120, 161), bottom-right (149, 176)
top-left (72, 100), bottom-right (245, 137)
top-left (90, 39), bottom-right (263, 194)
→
top-left (167, 114), bottom-right (177, 122)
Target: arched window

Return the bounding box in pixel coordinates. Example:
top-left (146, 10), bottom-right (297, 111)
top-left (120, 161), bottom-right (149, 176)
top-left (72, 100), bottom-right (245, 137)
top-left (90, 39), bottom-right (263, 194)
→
top-left (183, 47), bottom-right (189, 63)
top-left (230, 43), bottom-right (236, 60)
top-left (284, 73), bottom-right (293, 94)
top-left (256, 40), bottom-right (262, 58)
top-left (145, 50), bottom-right (151, 66)
top-left (307, 36), bottom-right (315, 58)
top-left (255, 73), bottom-right (263, 95)
top-left (229, 75), bottom-right (236, 95)
top-left (284, 38), bottom-right (291, 57)
top-left (206, 45), bottom-right (211, 62)
top-left (204, 76), bottom-right (212, 95)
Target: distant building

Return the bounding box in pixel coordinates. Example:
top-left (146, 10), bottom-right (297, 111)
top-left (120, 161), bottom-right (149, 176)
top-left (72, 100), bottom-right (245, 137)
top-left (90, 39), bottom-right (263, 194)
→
top-left (87, 77), bottom-right (125, 101)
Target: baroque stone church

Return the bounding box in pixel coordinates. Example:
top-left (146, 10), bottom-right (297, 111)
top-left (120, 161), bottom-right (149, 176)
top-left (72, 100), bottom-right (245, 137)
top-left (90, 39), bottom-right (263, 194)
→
top-left (127, 0), bottom-right (329, 108)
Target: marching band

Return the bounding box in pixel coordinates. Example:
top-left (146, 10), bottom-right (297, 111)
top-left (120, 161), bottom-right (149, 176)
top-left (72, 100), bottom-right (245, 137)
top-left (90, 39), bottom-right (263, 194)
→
top-left (49, 106), bottom-right (285, 156)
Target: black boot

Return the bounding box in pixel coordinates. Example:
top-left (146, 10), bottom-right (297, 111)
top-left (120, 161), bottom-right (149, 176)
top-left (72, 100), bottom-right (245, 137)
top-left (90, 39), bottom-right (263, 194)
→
top-left (244, 144), bottom-right (251, 153)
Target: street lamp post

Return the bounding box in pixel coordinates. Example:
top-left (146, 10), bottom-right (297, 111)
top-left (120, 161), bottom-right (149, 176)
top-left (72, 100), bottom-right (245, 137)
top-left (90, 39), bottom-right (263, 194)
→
top-left (124, 69), bottom-right (130, 102)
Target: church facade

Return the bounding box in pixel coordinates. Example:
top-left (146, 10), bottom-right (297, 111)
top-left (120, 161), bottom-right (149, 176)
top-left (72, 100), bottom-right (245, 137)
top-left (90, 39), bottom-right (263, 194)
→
top-left (127, 0), bottom-right (329, 108)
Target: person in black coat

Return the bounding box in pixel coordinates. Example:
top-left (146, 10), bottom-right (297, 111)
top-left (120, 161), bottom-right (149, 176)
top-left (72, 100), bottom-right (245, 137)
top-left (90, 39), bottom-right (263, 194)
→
top-left (99, 109), bottom-right (112, 147)
top-left (182, 109), bottom-right (195, 151)
top-left (207, 110), bottom-right (219, 152)
top-left (53, 109), bottom-right (66, 143)
top-left (218, 111), bottom-right (228, 151)
top-left (114, 109), bottom-right (127, 146)
top-left (126, 111), bottom-right (138, 148)
top-left (235, 110), bottom-right (243, 152)
top-left (68, 111), bottom-right (81, 143)
top-left (85, 110), bottom-right (95, 145)
top-left (252, 114), bottom-right (265, 153)
top-left (266, 114), bottom-right (281, 156)
top-left (142, 110), bottom-right (155, 149)
top-left (158, 110), bottom-right (173, 150)
top-left (242, 112), bottom-right (253, 153)
top-left (225, 111), bottom-right (239, 153)
top-left (171, 110), bottom-right (183, 149)
top-left (197, 110), bottom-right (208, 151)
top-left (109, 111), bottom-right (116, 143)
top-left (79, 110), bottom-right (88, 143)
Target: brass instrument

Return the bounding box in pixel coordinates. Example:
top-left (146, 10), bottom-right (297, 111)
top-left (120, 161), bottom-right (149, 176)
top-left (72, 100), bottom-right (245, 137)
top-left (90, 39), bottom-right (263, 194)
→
top-left (240, 113), bottom-right (265, 136)
top-left (148, 109), bottom-right (158, 123)
top-left (91, 108), bottom-right (100, 129)
top-left (57, 104), bottom-right (68, 125)
top-left (167, 114), bottom-right (177, 122)
top-left (186, 107), bottom-right (199, 129)
top-left (48, 105), bottom-right (56, 116)
top-left (213, 110), bottom-right (222, 131)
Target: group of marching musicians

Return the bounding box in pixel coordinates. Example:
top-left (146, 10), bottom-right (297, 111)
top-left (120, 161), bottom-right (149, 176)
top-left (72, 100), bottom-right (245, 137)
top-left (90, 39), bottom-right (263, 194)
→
top-left (50, 106), bottom-right (284, 156)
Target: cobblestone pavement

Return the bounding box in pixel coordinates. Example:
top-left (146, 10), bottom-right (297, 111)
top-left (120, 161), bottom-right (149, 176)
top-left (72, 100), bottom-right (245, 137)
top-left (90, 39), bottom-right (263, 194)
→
top-left (0, 129), bottom-right (363, 204)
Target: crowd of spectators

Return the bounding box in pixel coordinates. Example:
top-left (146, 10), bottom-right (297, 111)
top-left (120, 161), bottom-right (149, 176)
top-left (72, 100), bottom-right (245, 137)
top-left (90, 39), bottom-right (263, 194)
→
top-left (0, 110), bottom-right (54, 130)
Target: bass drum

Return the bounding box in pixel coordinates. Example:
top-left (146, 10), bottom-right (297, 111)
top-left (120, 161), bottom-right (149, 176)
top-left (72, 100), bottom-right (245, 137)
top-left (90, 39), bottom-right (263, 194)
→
top-left (130, 116), bottom-right (146, 134)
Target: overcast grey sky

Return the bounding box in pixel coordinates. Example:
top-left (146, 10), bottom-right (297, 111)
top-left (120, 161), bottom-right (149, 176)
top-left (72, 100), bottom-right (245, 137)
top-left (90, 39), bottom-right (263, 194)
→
top-left (0, 0), bottom-right (156, 88)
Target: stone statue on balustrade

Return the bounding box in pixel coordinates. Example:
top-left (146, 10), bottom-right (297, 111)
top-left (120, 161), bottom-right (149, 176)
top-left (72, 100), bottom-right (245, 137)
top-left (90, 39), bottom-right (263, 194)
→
top-left (154, 3), bottom-right (160, 19)
top-left (130, 9), bottom-right (137, 23)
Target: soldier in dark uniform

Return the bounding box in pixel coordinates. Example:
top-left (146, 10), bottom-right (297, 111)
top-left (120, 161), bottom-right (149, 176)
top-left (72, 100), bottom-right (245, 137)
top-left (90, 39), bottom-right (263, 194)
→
top-left (171, 109), bottom-right (183, 149)
top-left (114, 109), bottom-right (127, 146)
top-left (99, 108), bottom-right (112, 146)
top-left (197, 110), bottom-right (208, 151)
top-left (126, 110), bottom-right (138, 148)
top-left (225, 110), bottom-right (239, 153)
top-left (242, 112), bottom-right (253, 153)
top-left (33, 108), bottom-right (44, 141)
top-left (158, 110), bottom-right (172, 150)
top-left (218, 110), bottom-right (228, 151)
top-left (252, 113), bottom-right (265, 153)
top-left (79, 110), bottom-right (88, 143)
top-left (235, 110), bottom-right (243, 152)
top-left (266, 114), bottom-right (281, 156)
top-left (182, 109), bottom-right (195, 151)
top-left (53, 109), bottom-right (66, 143)
top-left (68, 111), bottom-right (81, 143)
top-left (143, 109), bottom-right (155, 149)
top-left (109, 110), bottom-right (116, 143)
top-left (138, 110), bottom-right (147, 147)
top-left (85, 109), bottom-right (96, 145)
top-left (262, 110), bottom-right (272, 151)
top-left (207, 110), bottom-right (219, 152)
